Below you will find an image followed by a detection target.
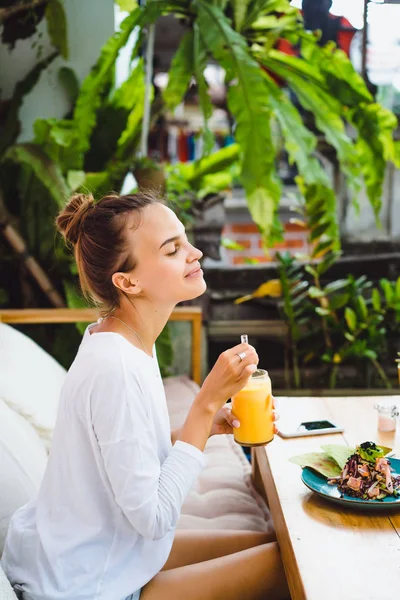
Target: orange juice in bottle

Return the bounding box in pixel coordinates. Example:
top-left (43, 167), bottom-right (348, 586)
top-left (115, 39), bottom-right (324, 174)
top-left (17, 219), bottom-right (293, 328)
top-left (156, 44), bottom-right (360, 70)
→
top-left (232, 369), bottom-right (274, 447)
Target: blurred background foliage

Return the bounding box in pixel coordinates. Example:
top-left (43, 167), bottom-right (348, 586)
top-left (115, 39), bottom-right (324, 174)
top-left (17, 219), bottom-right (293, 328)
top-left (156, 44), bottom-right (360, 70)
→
top-left (0, 0), bottom-right (399, 382)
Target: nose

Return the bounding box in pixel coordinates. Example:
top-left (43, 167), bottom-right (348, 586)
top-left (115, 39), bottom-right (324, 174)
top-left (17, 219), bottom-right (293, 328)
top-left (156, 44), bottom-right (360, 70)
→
top-left (187, 242), bottom-right (203, 262)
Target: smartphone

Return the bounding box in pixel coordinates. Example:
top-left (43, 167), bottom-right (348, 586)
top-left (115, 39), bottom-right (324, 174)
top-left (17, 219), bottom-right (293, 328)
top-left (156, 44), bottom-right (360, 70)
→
top-left (278, 419), bottom-right (344, 438)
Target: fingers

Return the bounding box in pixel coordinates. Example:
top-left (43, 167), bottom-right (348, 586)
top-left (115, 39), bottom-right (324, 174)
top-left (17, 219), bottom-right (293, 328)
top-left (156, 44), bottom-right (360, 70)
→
top-left (272, 410), bottom-right (279, 422)
top-left (237, 362), bottom-right (257, 383)
top-left (225, 343), bottom-right (259, 368)
top-left (223, 405), bottom-right (240, 429)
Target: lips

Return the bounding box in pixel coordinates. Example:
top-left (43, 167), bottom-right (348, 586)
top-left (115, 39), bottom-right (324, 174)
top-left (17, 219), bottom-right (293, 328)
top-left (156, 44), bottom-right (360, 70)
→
top-left (185, 265), bottom-right (202, 278)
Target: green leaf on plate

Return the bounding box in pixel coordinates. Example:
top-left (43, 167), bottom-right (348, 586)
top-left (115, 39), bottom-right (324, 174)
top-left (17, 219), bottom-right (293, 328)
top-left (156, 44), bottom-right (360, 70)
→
top-left (289, 452), bottom-right (341, 478)
top-left (320, 444), bottom-right (355, 469)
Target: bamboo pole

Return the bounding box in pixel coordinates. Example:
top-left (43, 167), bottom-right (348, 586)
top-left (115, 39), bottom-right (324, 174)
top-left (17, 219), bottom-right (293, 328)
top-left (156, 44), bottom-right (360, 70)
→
top-left (0, 220), bottom-right (65, 307)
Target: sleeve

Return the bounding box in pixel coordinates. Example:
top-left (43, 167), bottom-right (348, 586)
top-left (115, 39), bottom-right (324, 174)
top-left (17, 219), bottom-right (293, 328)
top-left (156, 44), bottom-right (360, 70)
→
top-left (90, 355), bottom-right (205, 541)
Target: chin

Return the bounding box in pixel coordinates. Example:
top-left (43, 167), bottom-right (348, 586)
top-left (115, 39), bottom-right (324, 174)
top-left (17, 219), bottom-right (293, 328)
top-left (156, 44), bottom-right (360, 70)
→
top-left (181, 277), bottom-right (207, 302)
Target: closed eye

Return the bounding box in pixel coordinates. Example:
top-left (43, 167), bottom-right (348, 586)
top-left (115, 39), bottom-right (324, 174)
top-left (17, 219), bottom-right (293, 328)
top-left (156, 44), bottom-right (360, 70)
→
top-left (167, 245), bottom-right (180, 256)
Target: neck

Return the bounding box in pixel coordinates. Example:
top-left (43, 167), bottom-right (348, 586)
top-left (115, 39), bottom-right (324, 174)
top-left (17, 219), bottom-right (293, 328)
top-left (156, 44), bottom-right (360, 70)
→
top-left (113, 296), bottom-right (174, 354)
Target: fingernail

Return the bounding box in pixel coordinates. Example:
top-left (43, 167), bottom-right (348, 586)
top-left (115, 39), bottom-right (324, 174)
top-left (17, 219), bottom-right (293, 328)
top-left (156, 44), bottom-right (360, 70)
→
top-left (232, 420), bottom-right (240, 428)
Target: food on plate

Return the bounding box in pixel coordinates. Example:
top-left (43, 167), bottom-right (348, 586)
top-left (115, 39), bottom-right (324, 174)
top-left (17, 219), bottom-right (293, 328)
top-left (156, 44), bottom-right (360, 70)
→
top-left (327, 442), bottom-right (400, 500)
top-left (290, 441), bottom-right (399, 501)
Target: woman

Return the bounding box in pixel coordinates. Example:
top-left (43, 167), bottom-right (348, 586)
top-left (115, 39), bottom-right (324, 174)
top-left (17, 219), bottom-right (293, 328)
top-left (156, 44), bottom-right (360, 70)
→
top-left (2, 192), bottom-right (289, 600)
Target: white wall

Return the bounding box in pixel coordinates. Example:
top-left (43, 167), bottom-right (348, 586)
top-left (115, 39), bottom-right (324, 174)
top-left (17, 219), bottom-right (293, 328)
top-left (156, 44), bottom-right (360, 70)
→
top-left (0, 0), bottom-right (115, 141)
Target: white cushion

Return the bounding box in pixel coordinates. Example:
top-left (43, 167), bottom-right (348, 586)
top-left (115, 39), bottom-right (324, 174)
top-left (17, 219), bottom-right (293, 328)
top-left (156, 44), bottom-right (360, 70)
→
top-left (0, 323), bottom-right (66, 442)
top-left (163, 376), bottom-right (273, 533)
top-left (0, 563), bottom-right (17, 600)
top-left (0, 398), bottom-right (48, 555)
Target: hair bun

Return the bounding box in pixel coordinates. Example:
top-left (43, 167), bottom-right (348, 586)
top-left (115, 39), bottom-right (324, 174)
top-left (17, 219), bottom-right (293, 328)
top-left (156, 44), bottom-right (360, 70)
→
top-left (56, 194), bottom-right (95, 245)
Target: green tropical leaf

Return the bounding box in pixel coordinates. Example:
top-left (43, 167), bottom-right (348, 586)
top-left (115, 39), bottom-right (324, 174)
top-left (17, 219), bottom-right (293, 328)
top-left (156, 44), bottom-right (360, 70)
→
top-left (308, 286), bottom-right (324, 299)
top-left (371, 288), bottom-right (381, 312)
top-left (196, 0), bottom-right (280, 238)
top-left (46, 0), bottom-right (68, 59)
top-left (309, 221), bottom-right (330, 242)
top-left (72, 8), bottom-right (141, 164)
top-left (300, 38), bottom-right (372, 106)
top-left (110, 61), bottom-right (147, 182)
top-left (356, 295), bottom-right (368, 321)
top-left (198, 171), bottom-right (232, 198)
top-left (221, 238), bottom-right (246, 251)
top-left (3, 143), bottom-right (69, 207)
top-left (380, 278), bottom-right (394, 304)
top-left (115, 0), bottom-right (138, 11)
top-left (114, 61), bottom-right (146, 155)
top-left (261, 72), bottom-right (329, 187)
top-left (316, 251), bottom-right (341, 276)
top-left (290, 280), bottom-right (308, 295)
top-left (232, 0), bottom-right (252, 31)
top-left (193, 23), bottom-right (214, 155)
top-left (244, 0), bottom-right (300, 31)
top-left (296, 178), bottom-right (339, 247)
top-left (67, 170), bottom-right (86, 192)
top-left (34, 118), bottom-right (80, 171)
top-left (58, 67), bottom-right (80, 106)
top-left (396, 277), bottom-right (400, 300)
top-left (312, 239), bottom-right (334, 258)
top-left (79, 172), bottom-right (111, 197)
top-left (163, 31), bottom-right (194, 110)
top-left (345, 307), bottom-right (357, 332)
top-left (305, 265), bottom-right (318, 278)
top-left (112, 58), bottom-right (145, 110)
top-left (348, 103), bottom-right (398, 218)
top-left (291, 291), bottom-right (309, 308)
top-left (329, 293), bottom-right (349, 311)
top-left (323, 279), bottom-right (349, 295)
top-left (188, 144), bottom-right (240, 187)
top-left (315, 307), bottom-right (330, 316)
top-left (259, 50), bottom-right (363, 203)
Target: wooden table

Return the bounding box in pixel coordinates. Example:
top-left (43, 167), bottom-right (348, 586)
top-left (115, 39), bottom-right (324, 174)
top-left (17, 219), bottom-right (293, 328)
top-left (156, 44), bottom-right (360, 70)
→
top-left (252, 395), bottom-right (400, 600)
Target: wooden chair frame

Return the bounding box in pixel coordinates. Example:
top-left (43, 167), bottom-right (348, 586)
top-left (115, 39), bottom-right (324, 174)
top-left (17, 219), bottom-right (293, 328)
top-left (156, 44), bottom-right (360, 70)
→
top-left (0, 307), bottom-right (203, 385)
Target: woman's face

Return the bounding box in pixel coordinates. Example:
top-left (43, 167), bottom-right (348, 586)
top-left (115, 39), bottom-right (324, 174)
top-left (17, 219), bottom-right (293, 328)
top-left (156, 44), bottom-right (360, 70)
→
top-left (124, 203), bottom-right (206, 306)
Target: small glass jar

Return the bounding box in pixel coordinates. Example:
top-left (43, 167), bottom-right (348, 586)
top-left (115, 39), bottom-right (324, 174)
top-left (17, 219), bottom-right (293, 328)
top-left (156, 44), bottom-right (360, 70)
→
top-left (374, 403), bottom-right (399, 432)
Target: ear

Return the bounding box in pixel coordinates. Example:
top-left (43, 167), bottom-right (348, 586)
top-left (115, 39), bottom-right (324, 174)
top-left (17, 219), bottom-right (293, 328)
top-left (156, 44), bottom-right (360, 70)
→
top-left (111, 272), bottom-right (143, 297)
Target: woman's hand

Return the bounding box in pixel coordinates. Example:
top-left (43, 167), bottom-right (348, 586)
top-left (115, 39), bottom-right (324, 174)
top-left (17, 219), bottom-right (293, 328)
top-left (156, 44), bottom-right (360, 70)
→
top-left (209, 401), bottom-right (280, 437)
top-left (197, 342), bottom-right (259, 413)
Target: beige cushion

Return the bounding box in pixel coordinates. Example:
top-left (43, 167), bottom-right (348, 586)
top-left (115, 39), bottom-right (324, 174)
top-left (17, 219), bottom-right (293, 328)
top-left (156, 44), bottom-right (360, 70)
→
top-left (163, 376), bottom-right (273, 533)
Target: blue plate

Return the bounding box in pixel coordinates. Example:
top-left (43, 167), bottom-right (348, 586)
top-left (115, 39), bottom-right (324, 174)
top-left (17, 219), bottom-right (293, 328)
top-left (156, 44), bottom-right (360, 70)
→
top-left (301, 457), bottom-right (400, 509)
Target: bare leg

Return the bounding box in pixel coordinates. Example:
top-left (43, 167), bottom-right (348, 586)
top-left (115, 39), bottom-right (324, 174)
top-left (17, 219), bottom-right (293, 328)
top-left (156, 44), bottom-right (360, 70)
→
top-left (141, 542), bottom-right (289, 600)
top-left (162, 529), bottom-right (276, 571)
